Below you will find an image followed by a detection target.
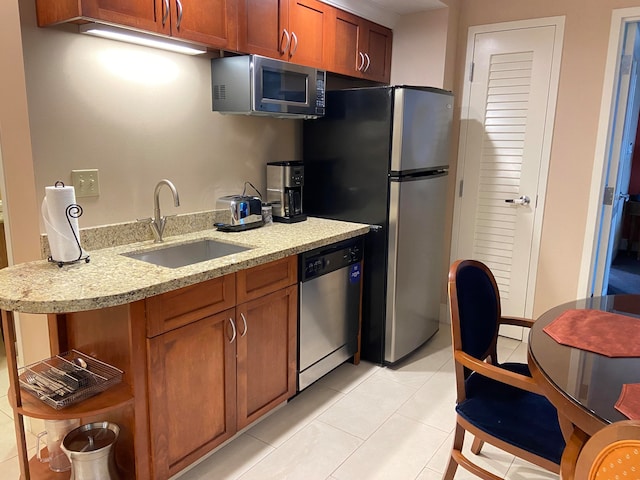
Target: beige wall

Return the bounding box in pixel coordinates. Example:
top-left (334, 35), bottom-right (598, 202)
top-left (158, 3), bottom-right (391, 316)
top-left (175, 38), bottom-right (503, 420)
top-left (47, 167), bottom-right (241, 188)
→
top-left (391, 8), bottom-right (449, 87)
top-left (18, 0), bottom-right (300, 230)
top-left (0, 0), bottom-right (50, 367)
top-left (452, 0), bottom-right (640, 316)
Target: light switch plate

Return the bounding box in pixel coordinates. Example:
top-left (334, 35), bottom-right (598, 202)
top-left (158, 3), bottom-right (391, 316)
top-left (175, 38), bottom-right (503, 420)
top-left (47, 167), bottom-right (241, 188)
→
top-left (71, 169), bottom-right (100, 198)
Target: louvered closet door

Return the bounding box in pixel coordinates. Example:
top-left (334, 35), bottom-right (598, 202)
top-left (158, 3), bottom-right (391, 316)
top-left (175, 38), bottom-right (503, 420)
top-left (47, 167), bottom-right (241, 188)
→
top-left (454, 24), bottom-right (559, 322)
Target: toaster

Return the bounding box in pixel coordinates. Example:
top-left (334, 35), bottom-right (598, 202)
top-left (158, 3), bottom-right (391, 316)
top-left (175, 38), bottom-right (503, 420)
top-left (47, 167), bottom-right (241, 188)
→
top-left (215, 195), bottom-right (264, 231)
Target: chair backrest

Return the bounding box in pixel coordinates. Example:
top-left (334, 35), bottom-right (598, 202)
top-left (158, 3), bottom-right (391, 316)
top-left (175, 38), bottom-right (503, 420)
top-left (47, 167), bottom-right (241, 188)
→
top-left (573, 420), bottom-right (640, 479)
top-left (448, 260), bottom-right (501, 362)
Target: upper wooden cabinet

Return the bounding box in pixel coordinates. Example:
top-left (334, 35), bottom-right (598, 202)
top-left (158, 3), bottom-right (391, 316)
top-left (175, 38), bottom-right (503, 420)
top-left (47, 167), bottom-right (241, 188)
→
top-left (169, 0), bottom-right (237, 48)
top-left (237, 0), bottom-right (331, 69)
top-left (35, 0), bottom-right (238, 51)
top-left (330, 9), bottom-right (392, 83)
top-left (36, 0), bottom-right (391, 82)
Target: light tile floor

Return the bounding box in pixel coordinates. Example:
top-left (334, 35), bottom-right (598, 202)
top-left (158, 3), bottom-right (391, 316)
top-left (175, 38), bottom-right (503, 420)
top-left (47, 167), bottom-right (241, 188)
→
top-left (0, 326), bottom-right (560, 479)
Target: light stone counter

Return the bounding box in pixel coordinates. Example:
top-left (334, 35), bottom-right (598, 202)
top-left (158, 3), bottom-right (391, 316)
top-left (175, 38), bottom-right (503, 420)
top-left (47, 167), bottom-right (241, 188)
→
top-left (0, 217), bottom-right (370, 314)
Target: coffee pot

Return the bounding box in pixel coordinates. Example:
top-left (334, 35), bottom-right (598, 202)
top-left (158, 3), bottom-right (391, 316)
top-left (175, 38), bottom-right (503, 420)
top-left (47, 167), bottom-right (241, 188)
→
top-left (266, 161), bottom-right (307, 223)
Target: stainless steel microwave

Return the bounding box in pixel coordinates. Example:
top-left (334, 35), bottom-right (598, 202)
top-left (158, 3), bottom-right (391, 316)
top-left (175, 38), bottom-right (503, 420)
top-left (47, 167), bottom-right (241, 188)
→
top-left (211, 55), bottom-right (326, 119)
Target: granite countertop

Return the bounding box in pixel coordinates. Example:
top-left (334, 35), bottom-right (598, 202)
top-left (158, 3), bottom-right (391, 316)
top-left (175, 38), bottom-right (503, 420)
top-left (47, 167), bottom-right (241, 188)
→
top-left (0, 217), bottom-right (370, 314)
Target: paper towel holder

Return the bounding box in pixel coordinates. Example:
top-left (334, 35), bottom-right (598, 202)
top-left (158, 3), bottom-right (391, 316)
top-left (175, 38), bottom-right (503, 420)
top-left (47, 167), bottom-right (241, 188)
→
top-left (47, 181), bottom-right (90, 268)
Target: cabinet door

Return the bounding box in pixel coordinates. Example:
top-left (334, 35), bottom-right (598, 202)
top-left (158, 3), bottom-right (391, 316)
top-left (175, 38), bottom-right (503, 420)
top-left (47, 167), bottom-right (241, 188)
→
top-left (236, 285), bottom-right (297, 429)
top-left (287, 0), bottom-right (331, 68)
top-left (330, 9), bottom-right (362, 77)
top-left (148, 309), bottom-right (237, 478)
top-left (37, 0), bottom-right (166, 32)
top-left (238, 0), bottom-right (289, 60)
top-left (361, 21), bottom-right (392, 83)
top-left (170, 0), bottom-right (238, 49)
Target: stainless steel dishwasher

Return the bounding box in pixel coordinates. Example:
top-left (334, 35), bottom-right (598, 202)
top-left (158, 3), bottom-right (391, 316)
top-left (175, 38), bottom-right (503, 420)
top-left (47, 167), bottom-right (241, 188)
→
top-left (298, 237), bottom-right (363, 390)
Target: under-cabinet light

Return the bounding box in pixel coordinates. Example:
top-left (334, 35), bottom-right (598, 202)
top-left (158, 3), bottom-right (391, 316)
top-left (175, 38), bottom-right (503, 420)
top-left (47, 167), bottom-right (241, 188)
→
top-left (79, 24), bottom-right (207, 56)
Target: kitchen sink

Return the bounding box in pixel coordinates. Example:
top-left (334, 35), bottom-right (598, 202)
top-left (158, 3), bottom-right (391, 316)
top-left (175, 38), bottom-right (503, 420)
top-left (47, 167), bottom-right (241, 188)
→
top-left (122, 239), bottom-right (252, 268)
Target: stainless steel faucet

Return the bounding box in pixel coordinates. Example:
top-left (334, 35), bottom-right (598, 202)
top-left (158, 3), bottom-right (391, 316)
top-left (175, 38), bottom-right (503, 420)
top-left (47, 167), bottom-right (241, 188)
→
top-left (138, 179), bottom-right (180, 243)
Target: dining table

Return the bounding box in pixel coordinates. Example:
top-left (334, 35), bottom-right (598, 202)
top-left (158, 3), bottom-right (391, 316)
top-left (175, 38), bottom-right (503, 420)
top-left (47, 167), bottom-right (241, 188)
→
top-left (527, 294), bottom-right (640, 477)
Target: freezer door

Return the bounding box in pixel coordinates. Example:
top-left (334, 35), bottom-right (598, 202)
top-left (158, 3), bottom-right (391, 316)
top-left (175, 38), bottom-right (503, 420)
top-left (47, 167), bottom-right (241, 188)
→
top-left (390, 87), bottom-right (453, 173)
top-left (384, 172), bottom-right (448, 363)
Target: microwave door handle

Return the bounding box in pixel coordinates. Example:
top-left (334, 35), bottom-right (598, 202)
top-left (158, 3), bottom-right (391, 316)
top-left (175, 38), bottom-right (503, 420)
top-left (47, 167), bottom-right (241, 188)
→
top-left (280, 29), bottom-right (291, 55)
top-left (290, 31), bottom-right (298, 58)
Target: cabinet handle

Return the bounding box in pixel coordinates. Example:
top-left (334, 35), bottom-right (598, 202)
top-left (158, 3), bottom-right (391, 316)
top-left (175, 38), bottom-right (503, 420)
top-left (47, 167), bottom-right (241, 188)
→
top-left (357, 52), bottom-right (365, 71)
top-left (240, 313), bottom-right (248, 337)
top-left (162, 0), bottom-right (169, 26)
top-left (290, 32), bottom-right (298, 57)
top-left (176, 0), bottom-right (183, 29)
top-left (280, 29), bottom-right (291, 55)
top-left (228, 317), bottom-right (237, 344)
top-left (364, 53), bottom-right (371, 73)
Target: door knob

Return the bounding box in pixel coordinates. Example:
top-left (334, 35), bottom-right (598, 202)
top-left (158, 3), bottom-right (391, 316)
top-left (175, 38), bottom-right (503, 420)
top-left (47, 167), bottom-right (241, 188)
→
top-left (505, 195), bottom-right (531, 206)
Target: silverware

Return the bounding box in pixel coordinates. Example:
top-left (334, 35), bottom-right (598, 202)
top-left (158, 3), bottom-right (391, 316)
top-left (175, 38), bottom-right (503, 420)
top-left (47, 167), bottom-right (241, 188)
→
top-left (24, 373), bottom-right (48, 394)
top-left (73, 357), bottom-right (88, 370)
top-left (25, 370), bottom-right (69, 396)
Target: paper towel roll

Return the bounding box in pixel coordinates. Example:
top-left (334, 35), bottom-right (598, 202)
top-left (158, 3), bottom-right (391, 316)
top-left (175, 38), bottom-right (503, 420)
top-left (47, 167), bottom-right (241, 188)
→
top-left (42, 185), bottom-right (86, 263)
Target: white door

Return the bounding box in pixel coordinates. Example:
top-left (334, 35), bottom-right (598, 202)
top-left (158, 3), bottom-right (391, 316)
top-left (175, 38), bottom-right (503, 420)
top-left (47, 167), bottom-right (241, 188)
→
top-left (592, 22), bottom-right (640, 296)
top-left (451, 18), bottom-right (564, 331)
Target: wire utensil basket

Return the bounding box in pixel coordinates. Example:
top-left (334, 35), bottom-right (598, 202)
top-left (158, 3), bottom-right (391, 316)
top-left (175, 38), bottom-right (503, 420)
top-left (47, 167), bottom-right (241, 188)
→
top-left (18, 350), bottom-right (123, 410)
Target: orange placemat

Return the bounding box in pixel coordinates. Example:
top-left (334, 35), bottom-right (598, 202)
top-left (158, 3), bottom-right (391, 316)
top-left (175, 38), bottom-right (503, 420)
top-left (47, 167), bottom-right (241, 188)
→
top-left (615, 383), bottom-right (640, 419)
top-left (543, 309), bottom-right (640, 357)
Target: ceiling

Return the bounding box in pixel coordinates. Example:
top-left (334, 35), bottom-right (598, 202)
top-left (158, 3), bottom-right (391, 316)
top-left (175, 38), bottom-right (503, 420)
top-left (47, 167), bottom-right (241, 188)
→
top-left (366, 0), bottom-right (446, 15)
top-left (324, 0), bottom-right (446, 28)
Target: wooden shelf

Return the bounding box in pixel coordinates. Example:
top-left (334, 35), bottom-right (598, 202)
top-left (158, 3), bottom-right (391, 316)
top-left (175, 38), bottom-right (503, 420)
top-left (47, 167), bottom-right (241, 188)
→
top-left (12, 383), bottom-right (133, 420)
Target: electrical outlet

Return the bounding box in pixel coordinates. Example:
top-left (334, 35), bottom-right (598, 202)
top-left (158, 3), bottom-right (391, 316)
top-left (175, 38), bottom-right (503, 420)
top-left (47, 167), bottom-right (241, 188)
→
top-left (71, 169), bottom-right (100, 198)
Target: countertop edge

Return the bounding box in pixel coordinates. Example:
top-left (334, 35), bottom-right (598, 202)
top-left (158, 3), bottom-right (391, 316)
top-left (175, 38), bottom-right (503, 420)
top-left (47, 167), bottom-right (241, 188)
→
top-left (0, 219), bottom-right (370, 314)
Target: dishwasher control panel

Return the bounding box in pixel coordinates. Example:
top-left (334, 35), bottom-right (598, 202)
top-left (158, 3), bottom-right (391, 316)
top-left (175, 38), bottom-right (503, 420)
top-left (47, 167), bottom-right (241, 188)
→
top-left (300, 237), bottom-right (363, 281)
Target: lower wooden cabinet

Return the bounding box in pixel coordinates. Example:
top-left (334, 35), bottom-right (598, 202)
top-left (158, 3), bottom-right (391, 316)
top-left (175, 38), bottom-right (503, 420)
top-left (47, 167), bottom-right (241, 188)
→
top-left (236, 285), bottom-right (297, 430)
top-left (147, 308), bottom-right (237, 478)
top-left (146, 257), bottom-right (298, 479)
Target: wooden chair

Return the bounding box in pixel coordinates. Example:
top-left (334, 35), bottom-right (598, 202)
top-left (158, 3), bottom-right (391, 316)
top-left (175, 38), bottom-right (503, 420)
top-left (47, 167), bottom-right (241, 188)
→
top-left (562, 420), bottom-right (640, 479)
top-left (443, 259), bottom-right (566, 480)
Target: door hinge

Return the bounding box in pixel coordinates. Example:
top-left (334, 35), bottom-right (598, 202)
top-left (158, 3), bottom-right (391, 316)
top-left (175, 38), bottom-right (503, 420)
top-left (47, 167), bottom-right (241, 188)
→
top-left (469, 62), bottom-right (475, 82)
top-left (459, 179), bottom-right (464, 197)
top-left (603, 186), bottom-right (614, 205)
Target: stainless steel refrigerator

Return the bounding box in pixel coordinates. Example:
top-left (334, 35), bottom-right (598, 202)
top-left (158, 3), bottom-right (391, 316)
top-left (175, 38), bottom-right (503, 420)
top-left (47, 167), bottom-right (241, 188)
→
top-left (303, 85), bottom-right (453, 365)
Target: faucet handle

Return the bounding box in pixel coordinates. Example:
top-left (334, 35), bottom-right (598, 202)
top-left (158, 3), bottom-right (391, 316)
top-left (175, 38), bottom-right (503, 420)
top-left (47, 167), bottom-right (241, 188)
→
top-left (136, 217), bottom-right (153, 224)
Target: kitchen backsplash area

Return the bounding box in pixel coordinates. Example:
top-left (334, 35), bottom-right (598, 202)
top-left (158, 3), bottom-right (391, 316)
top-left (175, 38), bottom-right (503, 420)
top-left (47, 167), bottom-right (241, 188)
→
top-left (39, 209), bottom-right (234, 259)
top-left (18, 0), bottom-right (300, 233)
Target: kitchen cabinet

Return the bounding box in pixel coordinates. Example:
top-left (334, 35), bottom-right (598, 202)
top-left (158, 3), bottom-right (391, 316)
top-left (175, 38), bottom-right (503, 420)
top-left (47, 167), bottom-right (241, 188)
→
top-left (236, 285), bottom-right (297, 429)
top-left (330, 9), bottom-right (392, 83)
top-left (0, 218), bottom-right (368, 480)
top-left (235, 255), bottom-right (298, 428)
top-left (35, 0), bottom-right (238, 51)
top-left (237, 0), bottom-right (331, 69)
top-left (147, 308), bottom-right (237, 478)
top-left (146, 256), bottom-right (297, 478)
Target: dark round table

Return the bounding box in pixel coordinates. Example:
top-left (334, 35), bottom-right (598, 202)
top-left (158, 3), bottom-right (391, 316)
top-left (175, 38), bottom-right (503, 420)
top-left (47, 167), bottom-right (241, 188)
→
top-left (528, 295), bottom-right (640, 474)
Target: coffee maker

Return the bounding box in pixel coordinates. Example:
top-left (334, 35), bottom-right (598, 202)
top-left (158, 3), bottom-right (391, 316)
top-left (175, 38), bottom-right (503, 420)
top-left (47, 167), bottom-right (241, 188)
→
top-left (266, 161), bottom-right (307, 223)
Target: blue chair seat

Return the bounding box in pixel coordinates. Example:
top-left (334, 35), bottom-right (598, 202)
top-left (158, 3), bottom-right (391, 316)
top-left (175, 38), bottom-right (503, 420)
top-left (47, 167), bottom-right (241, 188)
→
top-left (456, 362), bottom-right (565, 465)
